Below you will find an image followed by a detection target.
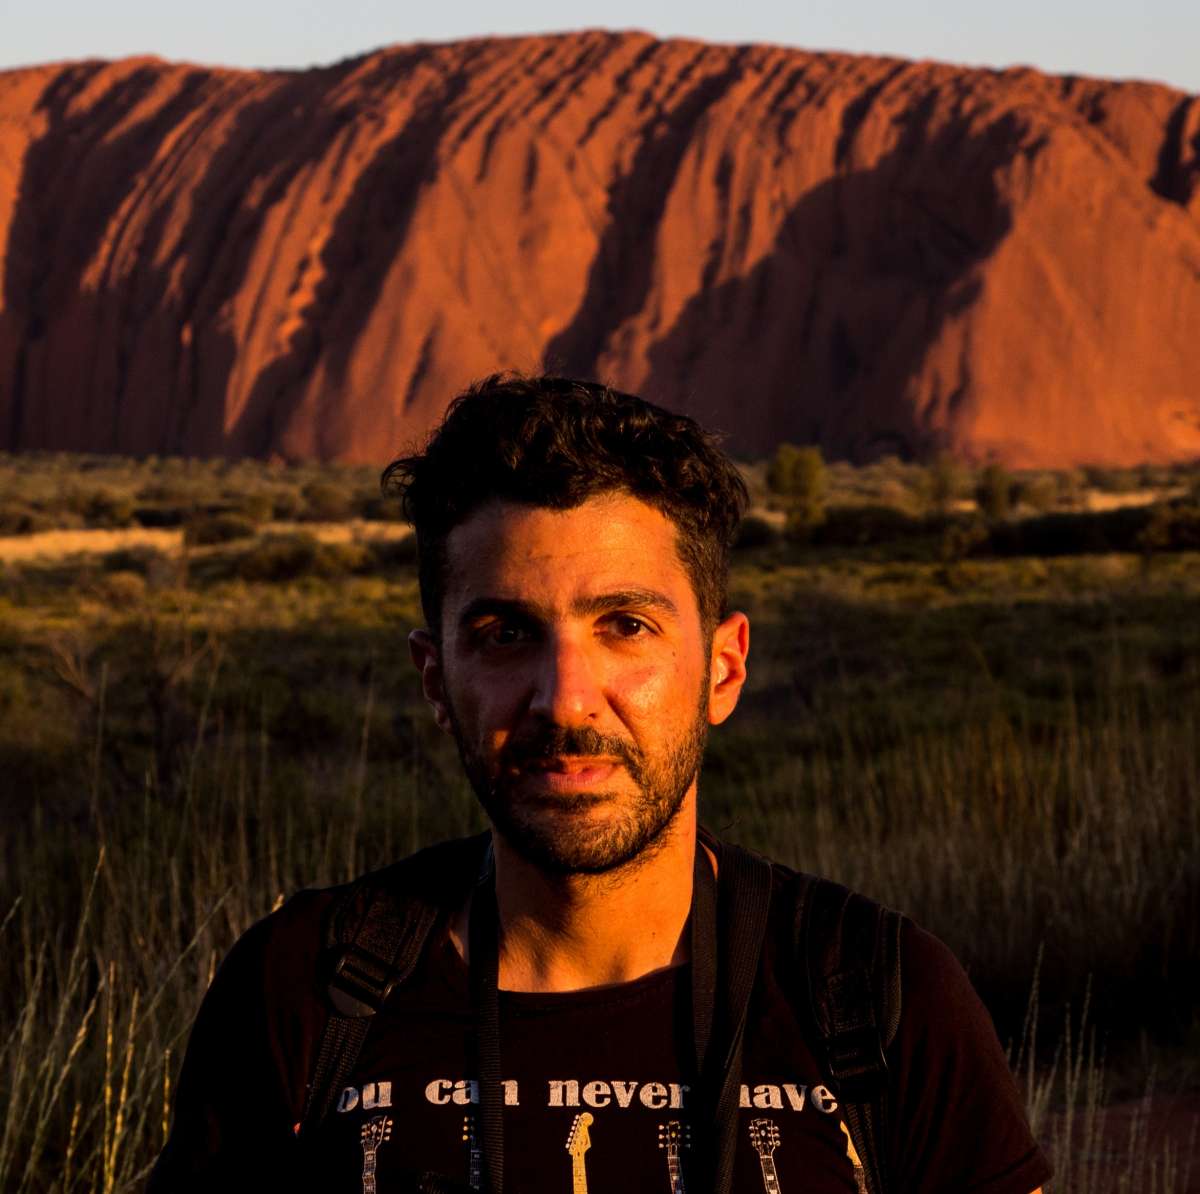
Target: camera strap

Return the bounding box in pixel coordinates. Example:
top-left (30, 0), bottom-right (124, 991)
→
top-left (468, 834), bottom-right (772, 1194)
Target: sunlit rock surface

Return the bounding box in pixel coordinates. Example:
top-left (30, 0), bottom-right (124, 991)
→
top-left (1, 33), bottom-right (1198, 465)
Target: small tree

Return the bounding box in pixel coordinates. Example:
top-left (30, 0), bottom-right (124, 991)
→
top-left (926, 452), bottom-right (964, 517)
top-left (976, 462), bottom-right (1013, 523)
top-left (1017, 474), bottom-right (1057, 514)
top-left (1057, 469), bottom-right (1086, 510)
top-left (768, 443), bottom-right (827, 534)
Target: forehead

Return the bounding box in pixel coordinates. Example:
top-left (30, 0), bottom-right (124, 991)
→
top-left (441, 494), bottom-right (695, 615)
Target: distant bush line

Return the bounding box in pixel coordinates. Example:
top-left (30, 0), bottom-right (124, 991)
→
top-left (737, 500), bottom-right (1200, 559)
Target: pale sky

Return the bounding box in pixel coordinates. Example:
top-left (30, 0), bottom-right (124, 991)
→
top-left (2, 0), bottom-right (1197, 95)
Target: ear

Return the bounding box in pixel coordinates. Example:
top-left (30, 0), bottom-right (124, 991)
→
top-left (409, 629), bottom-right (453, 734)
top-left (706, 611), bottom-right (750, 726)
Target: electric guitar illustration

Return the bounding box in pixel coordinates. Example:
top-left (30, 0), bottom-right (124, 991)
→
top-left (657, 1119), bottom-right (689, 1193)
top-left (749, 1118), bottom-right (783, 1194)
top-left (839, 1121), bottom-right (868, 1194)
top-left (565, 1111), bottom-right (595, 1194)
top-left (463, 1113), bottom-right (482, 1191)
top-left (360, 1114), bottom-right (393, 1194)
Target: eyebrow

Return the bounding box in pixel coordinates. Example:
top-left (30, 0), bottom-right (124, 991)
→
top-left (457, 588), bottom-right (681, 630)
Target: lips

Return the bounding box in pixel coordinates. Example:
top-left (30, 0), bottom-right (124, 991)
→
top-left (515, 756), bottom-right (621, 792)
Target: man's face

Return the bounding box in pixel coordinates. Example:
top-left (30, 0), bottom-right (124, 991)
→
top-left (410, 493), bottom-right (748, 875)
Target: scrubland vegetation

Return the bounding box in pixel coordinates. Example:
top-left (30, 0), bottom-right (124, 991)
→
top-left (0, 448), bottom-right (1197, 1190)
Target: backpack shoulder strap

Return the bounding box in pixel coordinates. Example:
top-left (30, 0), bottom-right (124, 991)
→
top-left (299, 834), bottom-right (489, 1135)
top-left (698, 834), bottom-right (774, 1194)
top-left (795, 872), bottom-right (904, 1194)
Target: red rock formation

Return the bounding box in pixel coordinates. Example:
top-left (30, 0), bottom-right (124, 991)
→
top-left (1, 33), bottom-right (1198, 466)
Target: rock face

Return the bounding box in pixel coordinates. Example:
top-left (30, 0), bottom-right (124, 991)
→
top-left (1, 33), bottom-right (1198, 466)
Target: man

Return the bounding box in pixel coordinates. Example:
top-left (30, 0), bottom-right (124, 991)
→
top-left (150, 375), bottom-right (1049, 1193)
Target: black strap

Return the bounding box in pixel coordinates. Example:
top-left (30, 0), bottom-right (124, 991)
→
top-left (468, 834), bottom-right (771, 1194)
top-left (300, 873), bottom-right (441, 1133)
top-left (302, 835), bottom-right (887, 1194)
top-left (803, 876), bottom-right (903, 1194)
top-left (690, 841), bottom-right (718, 1079)
top-left (469, 845), bottom-right (505, 1194)
top-left (706, 841), bottom-right (773, 1194)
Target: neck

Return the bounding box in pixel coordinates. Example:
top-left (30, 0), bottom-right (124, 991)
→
top-left (454, 793), bottom-right (707, 992)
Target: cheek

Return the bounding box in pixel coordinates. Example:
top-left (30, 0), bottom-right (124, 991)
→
top-left (614, 655), bottom-right (702, 718)
top-left (446, 666), bottom-right (525, 742)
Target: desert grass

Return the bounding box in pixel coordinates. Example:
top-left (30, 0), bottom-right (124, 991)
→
top-left (1, 458), bottom-right (1197, 1188)
top-left (1, 686), bottom-right (1193, 1189)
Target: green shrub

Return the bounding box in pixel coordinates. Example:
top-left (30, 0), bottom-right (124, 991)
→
top-left (1055, 469), bottom-right (1087, 510)
top-left (358, 495), bottom-right (408, 522)
top-left (236, 491), bottom-right (276, 524)
top-left (988, 507), bottom-right (1152, 557)
top-left (1136, 502), bottom-right (1200, 556)
top-left (733, 514), bottom-right (781, 549)
top-left (133, 503), bottom-right (187, 527)
top-left (1084, 465), bottom-right (1139, 493)
top-left (99, 570), bottom-right (147, 604)
top-left (236, 532), bottom-right (321, 581)
top-left (183, 512), bottom-right (258, 547)
top-left (0, 500), bottom-right (51, 535)
top-left (270, 486), bottom-right (304, 520)
top-left (316, 541), bottom-right (370, 577)
top-left (925, 452), bottom-right (965, 516)
top-left (769, 444), bottom-right (827, 535)
top-left (368, 535), bottom-right (419, 570)
top-left (301, 481), bottom-right (353, 522)
top-left (101, 545), bottom-right (168, 575)
top-left (939, 517), bottom-right (989, 561)
top-left (768, 443), bottom-right (826, 501)
top-left (1016, 474), bottom-right (1058, 514)
top-left (976, 463), bottom-right (1014, 522)
top-left (1136, 463), bottom-right (1174, 489)
top-left (66, 486), bottom-right (136, 528)
top-left (813, 504), bottom-right (924, 547)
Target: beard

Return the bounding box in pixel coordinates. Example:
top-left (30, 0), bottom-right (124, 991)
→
top-left (445, 693), bottom-right (709, 876)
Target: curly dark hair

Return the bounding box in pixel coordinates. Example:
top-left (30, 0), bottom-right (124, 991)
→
top-left (381, 374), bottom-right (748, 637)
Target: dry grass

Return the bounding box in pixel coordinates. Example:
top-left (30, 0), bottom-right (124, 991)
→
top-left (1, 595), bottom-right (1195, 1190)
top-left (1, 448), bottom-right (1197, 1190)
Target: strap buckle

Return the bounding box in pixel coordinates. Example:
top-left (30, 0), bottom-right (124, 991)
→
top-left (827, 1023), bottom-right (889, 1101)
top-left (328, 945), bottom-right (401, 1017)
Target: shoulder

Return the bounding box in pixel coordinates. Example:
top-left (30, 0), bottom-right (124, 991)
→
top-left (213, 832), bottom-right (489, 1006)
top-left (753, 861), bottom-right (1051, 1192)
top-left (753, 852), bottom-right (1000, 1053)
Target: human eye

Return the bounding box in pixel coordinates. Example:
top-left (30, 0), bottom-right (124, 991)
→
top-left (602, 613), bottom-right (653, 640)
top-left (470, 616), bottom-right (535, 650)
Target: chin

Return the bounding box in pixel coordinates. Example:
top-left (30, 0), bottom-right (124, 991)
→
top-left (490, 792), bottom-right (684, 877)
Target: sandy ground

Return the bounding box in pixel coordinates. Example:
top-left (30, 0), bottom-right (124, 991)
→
top-left (0, 520), bottom-right (412, 562)
top-left (1084, 487), bottom-right (1188, 511)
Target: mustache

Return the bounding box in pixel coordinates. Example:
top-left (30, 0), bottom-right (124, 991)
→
top-left (499, 724), bottom-right (642, 776)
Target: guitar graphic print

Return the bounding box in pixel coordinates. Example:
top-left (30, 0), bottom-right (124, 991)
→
top-left (462, 1114), bottom-right (482, 1191)
top-left (359, 1114), bottom-right (393, 1194)
top-left (749, 1118), bottom-right (783, 1194)
top-left (657, 1119), bottom-right (689, 1193)
top-left (839, 1121), bottom-right (869, 1194)
top-left (565, 1111), bottom-right (595, 1194)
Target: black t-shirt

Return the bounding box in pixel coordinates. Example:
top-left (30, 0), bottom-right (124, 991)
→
top-left (150, 852), bottom-right (1051, 1194)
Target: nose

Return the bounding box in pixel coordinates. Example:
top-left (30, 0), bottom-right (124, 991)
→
top-left (526, 629), bottom-right (604, 727)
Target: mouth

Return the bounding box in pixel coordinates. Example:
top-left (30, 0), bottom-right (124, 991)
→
top-left (515, 756), bottom-right (622, 793)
